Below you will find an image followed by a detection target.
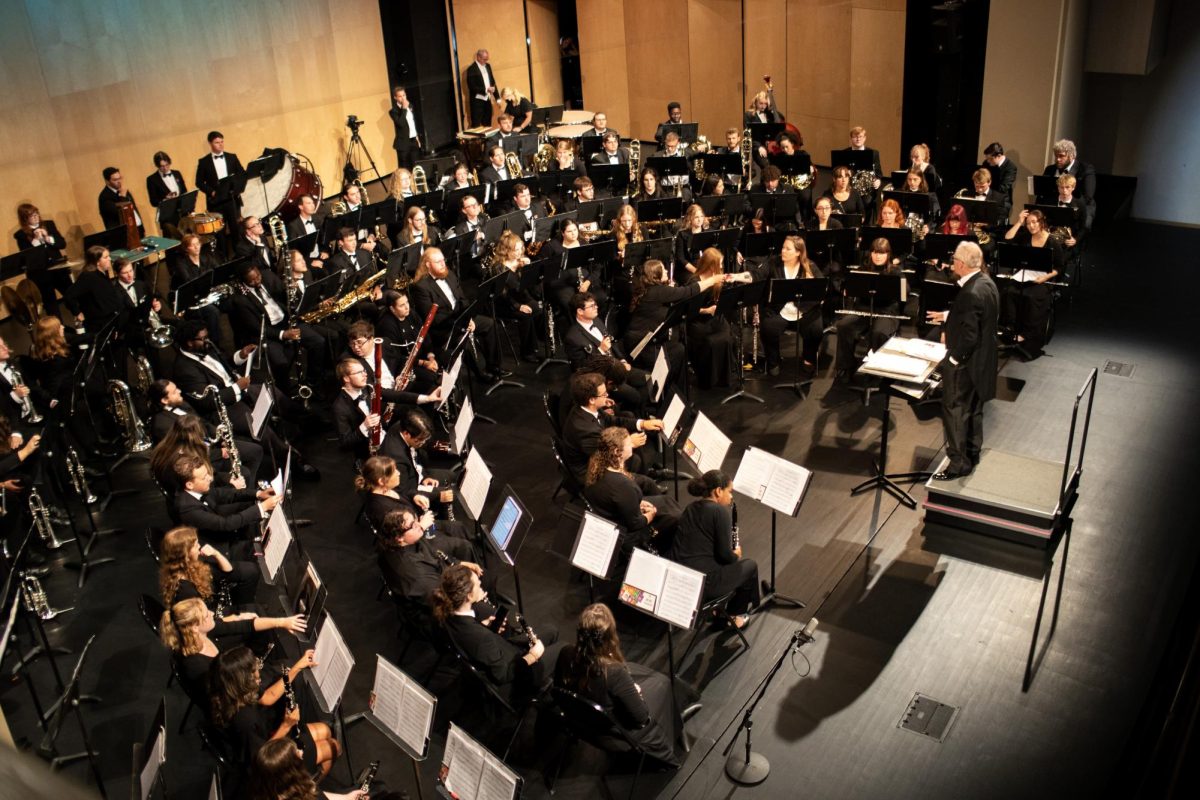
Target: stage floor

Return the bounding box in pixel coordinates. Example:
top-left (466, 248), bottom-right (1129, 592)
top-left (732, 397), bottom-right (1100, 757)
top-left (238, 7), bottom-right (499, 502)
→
top-left (4, 220), bottom-right (1198, 800)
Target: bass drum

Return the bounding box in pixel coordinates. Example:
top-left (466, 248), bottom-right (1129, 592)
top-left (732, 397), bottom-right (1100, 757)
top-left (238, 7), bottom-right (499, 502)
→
top-left (239, 150), bottom-right (323, 222)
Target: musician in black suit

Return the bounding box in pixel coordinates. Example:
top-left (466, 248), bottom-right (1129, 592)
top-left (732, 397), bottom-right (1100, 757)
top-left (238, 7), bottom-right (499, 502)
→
top-left (232, 217), bottom-right (276, 272)
top-left (146, 151), bottom-right (188, 208)
top-left (506, 184), bottom-right (544, 242)
top-left (194, 132), bottom-right (244, 249)
top-left (563, 292), bottom-right (649, 408)
top-left (325, 227), bottom-right (375, 292)
top-left (408, 247), bottom-right (505, 380)
top-left (478, 146), bottom-right (515, 186)
top-left (379, 407), bottom-right (454, 499)
top-left (1043, 138), bottom-right (1096, 228)
top-left (341, 321), bottom-right (435, 404)
top-left (962, 169), bottom-right (1008, 231)
top-left (378, 509), bottom-right (482, 605)
top-left (98, 166), bottom-right (145, 234)
top-left (653, 101), bottom-right (684, 144)
top-left (388, 86), bottom-right (423, 170)
top-left (148, 379), bottom-right (264, 484)
top-left (172, 453), bottom-right (279, 550)
top-left (559, 371), bottom-right (662, 486)
top-left (982, 142), bottom-right (1017, 209)
top-left (926, 241), bottom-right (998, 480)
top-left (589, 132), bottom-right (629, 166)
top-left (227, 262), bottom-right (326, 389)
top-left (286, 195), bottom-right (329, 267)
top-left (842, 126), bottom-right (884, 185)
top-left (331, 358), bottom-right (435, 461)
top-left (465, 49), bottom-right (498, 127)
top-left (485, 114), bottom-right (520, 153)
top-left (580, 112), bottom-right (617, 140)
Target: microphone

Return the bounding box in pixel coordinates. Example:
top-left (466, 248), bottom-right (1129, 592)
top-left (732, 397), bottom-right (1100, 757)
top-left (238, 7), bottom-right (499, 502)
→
top-left (795, 617), bottom-right (819, 646)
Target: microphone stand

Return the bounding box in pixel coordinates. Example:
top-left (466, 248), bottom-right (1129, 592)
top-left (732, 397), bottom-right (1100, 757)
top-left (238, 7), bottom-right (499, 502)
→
top-left (723, 623), bottom-right (816, 785)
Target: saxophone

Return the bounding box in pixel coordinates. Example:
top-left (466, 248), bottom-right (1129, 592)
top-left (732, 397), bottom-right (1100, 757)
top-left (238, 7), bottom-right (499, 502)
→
top-left (200, 385), bottom-right (243, 484)
top-left (629, 139), bottom-right (641, 184)
top-left (29, 487), bottom-right (70, 550)
top-left (21, 572), bottom-right (68, 621)
top-left (300, 269), bottom-right (387, 323)
top-left (108, 379), bottom-right (153, 453)
top-left (66, 447), bottom-right (98, 504)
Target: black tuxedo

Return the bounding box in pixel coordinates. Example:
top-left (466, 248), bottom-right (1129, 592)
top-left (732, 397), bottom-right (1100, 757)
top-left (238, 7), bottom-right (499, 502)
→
top-left (98, 186), bottom-right (145, 233)
top-left (170, 347), bottom-right (248, 412)
top-left (940, 270), bottom-right (999, 473)
top-left (230, 272), bottom-right (326, 384)
top-left (176, 487), bottom-right (261, 545)
top-left (288, 214), bottom-right (328, 258)
top-left (389, 102), bottom-right (422, 169)
top-left (581, 127), bottom-right (619, 139)
top-left (486, 130), bottom-right (520, 153)
top-left (465, 61), bottom-right (498, 127)
top-left (564, 318), bottom-right (625, 369)
top-left (326, 247), bottom-right (373, 291)
top-left (590, 149), bottom-right (629, 166)
top-left (560, 404), bottom-right (638, 484)
top-left (233, 236), bottom-right (274, 271)
top-left (380, 536), bottom-right (475, 604)
top-left (408, 274), bottom-right (500, 373)
top-left (146, 170), bottom-right (188, 208)
top-left (478, 164), bottom-right (513, 186)
top-left (983, 158), bottom-right (1017, 206)
top-left (195, 152), bottom-right (245, 203)
top-left (743, 109), bottom-right (784, 129)
top-left (331, 388), bottom-right (376, 460)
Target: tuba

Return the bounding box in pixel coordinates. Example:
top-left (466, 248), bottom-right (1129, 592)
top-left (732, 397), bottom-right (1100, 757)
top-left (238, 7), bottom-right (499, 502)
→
top-left (108, 379), bottom-right (153, 453)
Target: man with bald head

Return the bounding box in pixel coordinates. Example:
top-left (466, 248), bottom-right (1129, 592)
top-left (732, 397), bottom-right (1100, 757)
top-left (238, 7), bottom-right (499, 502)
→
top-left (466, 49), bottom-right (498, 127)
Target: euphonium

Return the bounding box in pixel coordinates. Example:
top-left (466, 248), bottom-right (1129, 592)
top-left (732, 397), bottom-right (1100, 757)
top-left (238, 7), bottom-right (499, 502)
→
top-left (413, 166), bottom-right (429, 194)
top-left (534, 143), bottom-right (555, 173)
top-left (268, 215), bottom-right (289, 261)
top-left (108, 379), bottom-right (154, 453)
top-left (629, 139), bottom-right (641, 184)
top-left (504, 152), bottom-right (523, 179)
top-left (132, 354), bottom-right (156, 395)
top-left (66, 447), bottom-right (98, 504)
top-left (29, 487), bottom-right (70, 550)
top-left (200, 384), bottom-right (243, 484)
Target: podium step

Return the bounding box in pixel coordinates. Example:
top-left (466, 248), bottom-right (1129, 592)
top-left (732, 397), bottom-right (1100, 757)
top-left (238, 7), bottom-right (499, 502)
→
top-left (922, 448), bottom-right (1070, 548)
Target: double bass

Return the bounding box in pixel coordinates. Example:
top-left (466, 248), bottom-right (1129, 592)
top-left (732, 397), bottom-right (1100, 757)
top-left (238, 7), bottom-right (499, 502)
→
top-left (761, 76), bottom-right (804, 157)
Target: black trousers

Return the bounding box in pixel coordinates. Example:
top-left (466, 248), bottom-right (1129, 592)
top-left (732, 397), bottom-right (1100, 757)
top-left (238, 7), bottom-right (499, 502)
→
top-left (835, 313), bottom-right (899, 372)
top-left (704, 558), bottom-right (761, 616)
top-left (394, 139), bottom-right (420, 171)
top-left (760, 307), bottom-right (825, 368)
top-left (469, 99), bottom-right (493, 128)
top-left (940, 360), bottom-right (984, 472)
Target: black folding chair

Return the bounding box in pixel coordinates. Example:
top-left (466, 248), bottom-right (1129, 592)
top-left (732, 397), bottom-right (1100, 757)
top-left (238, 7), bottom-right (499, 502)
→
top-left (445, 632), bottom-right (534, 761)
top-left (673, 591), bottom-right (751, 681)
top-left (549, 686), bottom-right (665, 799)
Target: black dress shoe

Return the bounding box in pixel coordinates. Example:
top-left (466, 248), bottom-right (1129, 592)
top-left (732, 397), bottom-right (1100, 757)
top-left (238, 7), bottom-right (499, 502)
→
top-left (933, 466), bottom-right (972, 481)
top-left (295, 464), bottom-right (321, 481)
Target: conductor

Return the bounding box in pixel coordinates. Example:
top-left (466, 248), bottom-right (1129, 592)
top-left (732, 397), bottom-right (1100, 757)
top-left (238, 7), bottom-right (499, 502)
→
top-left (926, 241), bottom-right (998, 480)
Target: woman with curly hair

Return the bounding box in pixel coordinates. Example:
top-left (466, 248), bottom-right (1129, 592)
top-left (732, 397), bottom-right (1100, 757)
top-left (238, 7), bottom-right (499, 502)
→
top-left (209, 645), bottom-right (339, 779)
top-left (249, 739), bottom-right (367, 800)
top-left (159, 526), bottom-right (269, 612)
top-left (583, 427), bottom-right (679, 556)
top-left (554, 603), bottom-right (687, 767)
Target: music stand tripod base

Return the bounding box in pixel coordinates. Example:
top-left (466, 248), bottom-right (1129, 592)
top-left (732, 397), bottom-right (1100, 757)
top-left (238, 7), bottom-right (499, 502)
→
top-left (725, 750), bottom-right (771, 785)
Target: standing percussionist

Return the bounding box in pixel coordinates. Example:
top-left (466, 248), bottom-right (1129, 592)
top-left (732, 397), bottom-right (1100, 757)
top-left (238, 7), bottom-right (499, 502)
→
top-left (926, 241), bottom-right (998, 480)
top-left (98, 166), bottom-right (144, 235)
top-left (466, 49), bottom-right (498, 128)
top-left (146, 151), bottom-right (188, 208)
top-left (194, 131), bottom-right (244, 253)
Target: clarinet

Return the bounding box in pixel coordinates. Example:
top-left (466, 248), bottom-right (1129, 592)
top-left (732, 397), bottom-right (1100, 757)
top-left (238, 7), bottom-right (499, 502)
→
top-left (254, 642), bottom-right (275, 671)
top-left (282, 670), bottom-right (303, 747)
top-left (511, 610), bottom-right (537, 647)
top-left (731, 501), bottom-right (741, 551)
top-left (357, 760), bottom-right (381, 794)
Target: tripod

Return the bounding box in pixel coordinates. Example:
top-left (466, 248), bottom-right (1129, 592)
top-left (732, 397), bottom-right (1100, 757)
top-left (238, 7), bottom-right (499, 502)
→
top-left (344, 122), bottom-right (387, 195)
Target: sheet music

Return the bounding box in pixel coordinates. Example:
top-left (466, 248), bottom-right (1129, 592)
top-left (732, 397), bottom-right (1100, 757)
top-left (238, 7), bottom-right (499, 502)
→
top-left (369, 655), bottom-right (435, 757)
top-left (661, 393), bottom-right (685, 441)
top-left (650, 346), bottom-right (669, 403)
top-left (682, 412), bottom-right (731, 473)
top-left (883, 336), bottom-right (946, 363)
top-left (571, 512), bottom-right (620, 578)
top-left (733, 447), bottom-right (812, 516)
top-left (250, 384), bottom-right (273, 437)
top-left (262, 504), bottom-right (292, 581)
top-left (477, 762), bottom-right (520, 800)
top-left (442, 723), bottom-right (518, 800)
top-left (281, 447), bottom-right (292, 495)
top-left (1010, 269), bottom-right (1049, 283)
top-left (139, 725), bottom-right (165, 800)
top-left (861, 350), bottom-right (927, 380)
top-left (454, 394), bottom-right (474, 455)
top-left (459, 446), bottom-right (492, 520)
top-left (311, 615), bottom-right (354, 711)
top-left (438, 354), bottom-right (464, 409)
top-left (270, 468), bottom-right (284, 500)
top-left (618, 548), bottom-right (704, 629)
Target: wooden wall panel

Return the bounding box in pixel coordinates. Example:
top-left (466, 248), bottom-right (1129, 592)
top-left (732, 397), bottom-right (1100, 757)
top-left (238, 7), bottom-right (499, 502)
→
top-left (452, 0), bottom-right (529, 121)
top-left (687, 0), bottom-right (743, 140)
top-left (624, 0), bottom-right (692, 142)
top-left (743, 0), bottom-right (788, 115)
top-left (527, 0), bottom-right (564, 106)
top-left (578, 0), bottom-right (631, 135)
top-left (2, 0), bottom-right (391, 256)
top-left (848, 5), bottom-right (906, 175)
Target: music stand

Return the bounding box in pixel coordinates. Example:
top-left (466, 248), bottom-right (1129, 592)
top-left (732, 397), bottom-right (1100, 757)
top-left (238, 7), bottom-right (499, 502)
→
top-left (486, 178), bottom-right (526, 212)
top-left (741, 231), bottom-right (788, 261)
top-left (656, 122), bottom-right (699, 143)
top-left (830, 149), bottom-right (876, 173)
top-left (994, 242), bottom-right (1056, 361)
top-left (955, 196), bottom-right (1005, 228)
top-left (882, 189), bottom-right (931, 220)
top-left (804, 227), bottom-right (858, 275)
top-left (731, 446), bottom-right (811, 611)
top-left (749, 192), bottom-right (799, 229)
top-left (697, 193), bottom-right (750, 223)
top-left (769, 277), bottom-right (830, 396)
top-left (922, 233), bottom-right (974, 266)
top-left (481, 210), bottom-right (525, 244)
top-left (132, 698), bottom-right (167, 800)
top-left (83, 226), bottom-right (128, 254)
top-left (157, 189), bottom-right (198, 231)
top-left (442, 185), bottom-right (487, 224)
top-left (715, 281), bottom-right (767, 405)
top-left (635, 197), bottom-right (684, 226)
top-left (688, 228), bottom-right (742, 277)
top-left (768, 152), bottom-right (812, 178)
top-left (1029, 174), bottom-right (1059, 203)
top-left (746, 122), bottom-right (785, 145)
top-left (536, 170), bottom-right (577, 204)
top-left (474, 274), bottom-right (525, 395)
top-left (403, 188), bottom-right (445, 219)
top-left (357, 655), bottom-right (436, 799)
top-left (584, 163), bottom-right (631, 197)
top-left (574, 197), bottom-right (624, 230)
top-left (38, 635), bottom-right (106, 796)
top-left (0, 246), bottom-right (49, 283)
top-left (530, 104), bottom-right (565, 127)
top-left (859, 226), bottom-right (914, 259)
top-left (1025, 203), bottom-right (1079, 231)
top-left (644, 156), bottom-right (691, 193)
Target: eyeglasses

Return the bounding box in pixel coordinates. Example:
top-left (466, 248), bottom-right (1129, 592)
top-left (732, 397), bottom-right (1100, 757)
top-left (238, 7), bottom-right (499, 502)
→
top-left (582, 302), bottom-right (598, 309)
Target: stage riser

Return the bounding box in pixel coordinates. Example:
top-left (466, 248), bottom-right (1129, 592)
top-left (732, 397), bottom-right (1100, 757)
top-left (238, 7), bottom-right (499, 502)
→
top-left (924, 502), bottom-right (1055, 549)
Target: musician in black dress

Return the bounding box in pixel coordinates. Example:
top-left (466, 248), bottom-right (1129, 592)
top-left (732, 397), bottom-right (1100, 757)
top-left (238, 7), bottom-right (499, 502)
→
top-left (631, 167), bottom-right (666, 204)
top-left (554, 603), bottom-right (686, 767)
top-left (682, 248), bottom-right (741, 389)
top-left (159, 598), bottom-right (253, 707)
top-left (499, 87), bottom-right (533, 132)
top-left (249, 739), bottom-right (368, 800)
top-left (759, 235), bottom-right (825, 377)
top-left (1000, 209), bottom-right (1063, 358)
top-left (822, 166), bottom-right (865, 218)
top-left (584, 427), bottom-right (680, 557)
top-left (543, 218), bottom-right (606, 313)
top-left (671, 471), bottom-right (760, 625)
top-left (208, 645), bottom-right (340, 780)
top-left (433, 563), bottom-right (558, 704)
top-left (834, 238), bottom-right (904, 382)
top-left (487, 230), bottom-right (544, 362)
top-left (907, 143), bottom-right (942, 194)
top-left (673, 204), bottom-right (708, 280)
top-left (14, 203), bottom-right (67, 316)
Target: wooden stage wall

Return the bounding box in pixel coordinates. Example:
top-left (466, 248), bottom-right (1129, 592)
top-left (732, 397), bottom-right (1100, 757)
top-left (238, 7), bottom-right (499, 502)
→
top-left (0, 0), bottom-right (391, 258)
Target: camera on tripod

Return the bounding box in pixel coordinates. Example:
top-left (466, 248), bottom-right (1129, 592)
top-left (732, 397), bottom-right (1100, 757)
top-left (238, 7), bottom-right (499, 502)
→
top-left (346, 114), bottom-right (363, 133)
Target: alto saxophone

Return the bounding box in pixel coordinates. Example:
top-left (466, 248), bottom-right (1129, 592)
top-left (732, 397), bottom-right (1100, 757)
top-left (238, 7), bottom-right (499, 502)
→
top-left (200, 385), bottom-right (243, 484)
top-left (66, 447), bottom-right (98, 504)
top-left (29, 487), bottom-right (70, 549)
top-left (108, 378), bottom-right (153, 453)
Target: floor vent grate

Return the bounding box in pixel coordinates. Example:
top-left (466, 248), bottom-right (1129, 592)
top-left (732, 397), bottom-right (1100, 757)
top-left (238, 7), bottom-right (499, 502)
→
top-left (1103, 361), bottom-right (1135, 378)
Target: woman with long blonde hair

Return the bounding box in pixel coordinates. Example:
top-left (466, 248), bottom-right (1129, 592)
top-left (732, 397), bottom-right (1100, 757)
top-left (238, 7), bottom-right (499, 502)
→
top-left (583, 428), bottom-right (679, 556)
top-left (490, 230), bottom-right (543, 362)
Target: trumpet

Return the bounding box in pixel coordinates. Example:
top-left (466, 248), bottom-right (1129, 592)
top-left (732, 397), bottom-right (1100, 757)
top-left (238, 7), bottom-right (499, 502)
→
top-left (22, 572), bottom-right (69, 621)
top-left (9, 364), bottom-right (41, 423)
top-left (66, 447), bottom-right (98, 504)
top-left (29, 487), bottom-right (71, 550)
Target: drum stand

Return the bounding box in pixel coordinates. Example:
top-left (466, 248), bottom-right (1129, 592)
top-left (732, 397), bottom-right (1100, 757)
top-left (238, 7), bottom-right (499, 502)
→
top-left (344, 125), bottom-right (387, 195)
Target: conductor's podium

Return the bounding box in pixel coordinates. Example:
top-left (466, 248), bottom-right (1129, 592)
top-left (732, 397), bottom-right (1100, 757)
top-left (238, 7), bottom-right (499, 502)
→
top-left (923, 448), bottom-right (1077, 548)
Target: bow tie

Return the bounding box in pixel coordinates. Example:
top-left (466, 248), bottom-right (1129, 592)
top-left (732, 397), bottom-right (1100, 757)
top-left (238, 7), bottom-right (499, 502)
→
top-left (213, 154), bottom-right (224, 160)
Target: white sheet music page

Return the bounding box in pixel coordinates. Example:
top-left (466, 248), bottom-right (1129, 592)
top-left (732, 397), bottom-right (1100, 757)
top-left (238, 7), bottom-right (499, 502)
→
top-left (618, 547), bottom-right (665, 614)
top-left (310, 615), bottom-right (354, 710)
top-left (262, 504), bottom-right (291, 581)
top-left (657, 562), bottom-right (705, 629)
top-left (438, 354), bottom-right (464, 409)
top-left (396, 675), bottom-right (436, 757)
top-left (459, 446), bottom-right (492, 520)
top-left (250, 383), bottom-right (273, 437)
top-left (368, 655), bottom-right (405, 735)
top-left (444, 723), bottom-right (484, 800)
top-left (732, 446), bottom-right (773, 502)
top-left (477, 760), bottom-right (520, 800)
top-left (571, 512), bottom-right (620, 578)
top-left (661, 393), bottom-right (685, 441)
top-left (683, 412), bottom-right (731, 473)
top-left (650, 346), bottom-right (670, 403)
top-left (761, 457), bottom-right (811, 516)
top-left (453, 394), bottom-right (474, 455)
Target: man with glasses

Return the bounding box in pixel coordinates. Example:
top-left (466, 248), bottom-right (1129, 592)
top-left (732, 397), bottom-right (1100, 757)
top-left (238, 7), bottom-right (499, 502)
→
top-left (451, 193), bottom-right (489, 259)
top-left (559, 371), bottom-right (662, 485)
top-left (331, 349), bottom-right (440, 462)
top-left (564, 292), bottom-right (651, 416)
